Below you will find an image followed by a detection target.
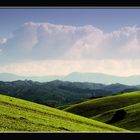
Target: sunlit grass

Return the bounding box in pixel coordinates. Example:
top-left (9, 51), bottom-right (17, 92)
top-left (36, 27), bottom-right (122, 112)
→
top-left (0, 94), bottom-right (127, 132)
top-left (64, 91), bottom-right (140, 117)
top-left (63, 91), bottom-right (140, 131)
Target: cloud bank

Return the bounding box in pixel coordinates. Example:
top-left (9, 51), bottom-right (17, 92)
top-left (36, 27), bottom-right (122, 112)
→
top-left (0, 21), bottom-right (140, 76)
top-left (1, 22), bottom-right (140, 60)
top-left (0, 60), bottom-right (140, 76)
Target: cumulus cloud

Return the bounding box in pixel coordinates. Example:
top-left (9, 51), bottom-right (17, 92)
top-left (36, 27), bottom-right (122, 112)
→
top-left (1, 22), bottom-right (38, 61)
top-left (1, 21), bottom-right (140, 76)
top-left (67, 25), bottom-right (140, 59)
top-left (1, 21), bottom-right (140, 62)
top-left (1, 22), bottom-right (103, 61)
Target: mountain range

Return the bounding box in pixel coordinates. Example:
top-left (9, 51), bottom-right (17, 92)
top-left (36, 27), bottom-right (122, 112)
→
top-left (0, 80), bottom-right (140, 107)
top-left (1, 72), bottom-right (140, 85)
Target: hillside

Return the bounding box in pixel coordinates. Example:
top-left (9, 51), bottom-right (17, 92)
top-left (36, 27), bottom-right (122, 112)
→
top-left (92, 103), bottom-right (140, 131)
top-left (0, 80), bottom-right (139, 107)
top-left (64, 91), bottom-right (140, 118)
top-left (0, 94), bottom-right (126, 132)
top-left (0, 80), bottom-right (103, 107)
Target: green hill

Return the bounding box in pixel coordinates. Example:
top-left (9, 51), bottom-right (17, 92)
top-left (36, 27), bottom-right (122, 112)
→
top-left (0, 94), bottom-right (126, 132)
top-left (64, 91), bottom-right (140, 118)
top-left (92, 102), bottom-right (140, 131)
top-left (1, 80), bottom-right (139, 107)
top-left (64, 91), bottom-right (140, 131)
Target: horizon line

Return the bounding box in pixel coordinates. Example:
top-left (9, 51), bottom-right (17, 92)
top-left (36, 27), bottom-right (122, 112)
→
top-left (0, 71), bottom-right (140, 78)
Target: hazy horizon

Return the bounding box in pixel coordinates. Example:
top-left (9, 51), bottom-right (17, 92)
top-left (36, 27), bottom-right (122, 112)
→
top-left (1, 71), bottom-right (140, 78)
top-left (1, 9), bottom-right (140, 76)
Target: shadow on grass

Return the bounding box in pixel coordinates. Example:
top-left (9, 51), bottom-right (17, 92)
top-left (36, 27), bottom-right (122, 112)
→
top-left (107, 109), bottom-right (127, 124)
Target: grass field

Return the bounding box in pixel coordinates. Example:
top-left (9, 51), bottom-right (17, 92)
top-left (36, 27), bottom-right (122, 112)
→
top-left (64, 91), bottom-right (140, 118)
top-left (64, 91), bottom-right (140, 131)
top-left (0, 94), bottom-right (127, 132)
top-left (92, 102), bottom-right (140, 131)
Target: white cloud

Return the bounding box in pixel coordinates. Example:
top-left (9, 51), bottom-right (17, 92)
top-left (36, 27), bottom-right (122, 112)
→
top-left (0, 38), bottom-right (7, 56)
top-left (1, 22), bottom-right (140, 61)
top-left (1, 22), bottom-right (140, 76)
top-left (0, 22), bottom-right (104, 60)
top-left (0, 38), bottom-right (7, 45)
top-left (67, 25), bottom-right (140, 60)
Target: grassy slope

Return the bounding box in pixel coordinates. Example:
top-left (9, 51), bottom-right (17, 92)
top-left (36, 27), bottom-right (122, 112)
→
top-left (64, 91), bottom-right (140, 118)
top-left (0, 94), bottom-right (126, 132)
top-left (92, 103), bottom-right (140, 131)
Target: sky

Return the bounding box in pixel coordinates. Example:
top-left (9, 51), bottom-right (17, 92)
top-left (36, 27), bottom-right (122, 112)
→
top-left (1, 8), bottom-right (140, 76)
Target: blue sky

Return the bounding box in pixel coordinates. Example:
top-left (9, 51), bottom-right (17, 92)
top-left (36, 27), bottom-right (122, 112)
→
top-left (1, 8), bottom-right (140, 76)
top-left (1, 8), bottom-right (140, 36)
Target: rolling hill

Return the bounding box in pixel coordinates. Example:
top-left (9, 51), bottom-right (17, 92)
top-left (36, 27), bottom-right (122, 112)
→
top-left (64, 91), bottom-right (140, 118)
top-left (92, 102), bottom-right (140, 131)
top-left (64, 91), bottom-right (140, 131)
top-left (0, 93), bottom-right (126, 132)
top-left (0, 80), bottom-right (139, 107)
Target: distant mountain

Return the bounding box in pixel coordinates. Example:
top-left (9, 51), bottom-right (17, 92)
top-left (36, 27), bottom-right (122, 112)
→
top-left (0, 80), bottom-right (105, 107)
top-left (0, 80), bottom-right (139, 107)
top-left (1, 72), bottom-right (140, 85)
top-left (0, 73), bottom-right (23, 81)
top-left (63, 72), bottom-right (140, 85)
top-left (0, 73), bottom-right (64, 82)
